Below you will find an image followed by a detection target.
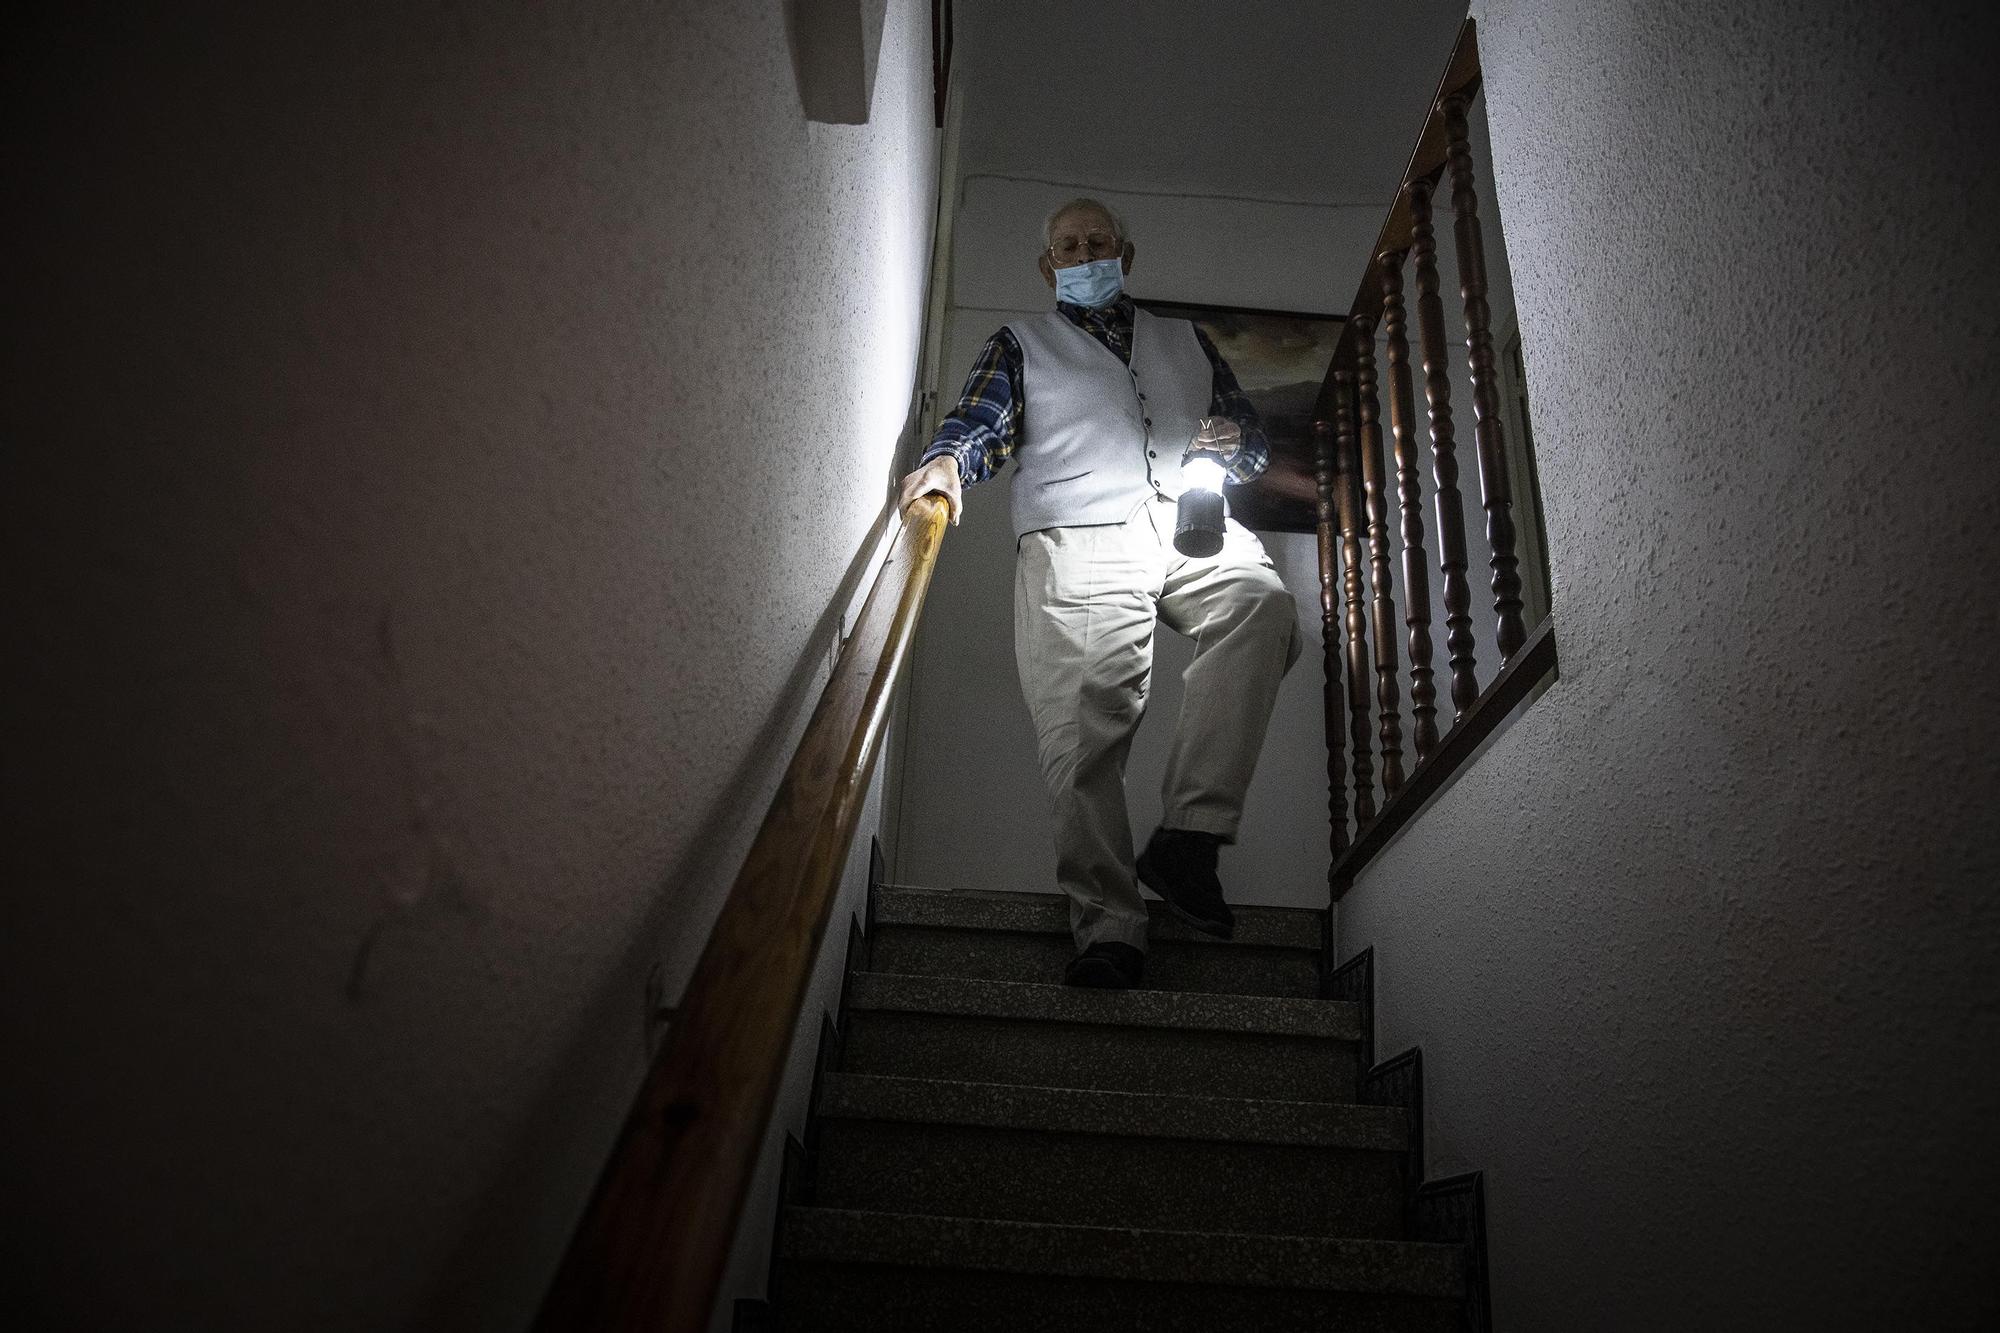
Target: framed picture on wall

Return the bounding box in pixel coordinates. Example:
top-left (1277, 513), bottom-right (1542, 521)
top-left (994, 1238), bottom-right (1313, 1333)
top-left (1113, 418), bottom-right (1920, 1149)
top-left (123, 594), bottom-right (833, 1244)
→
top-left (1131, 298), bottom-right (1345, 531)
top-left (1133, 298), bottom-right (1345, 464)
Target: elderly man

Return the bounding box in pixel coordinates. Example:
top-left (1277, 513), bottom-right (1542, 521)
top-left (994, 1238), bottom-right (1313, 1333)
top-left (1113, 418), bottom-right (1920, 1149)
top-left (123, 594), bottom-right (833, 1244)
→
top-left (900, 198), bottom-right (1301, 990)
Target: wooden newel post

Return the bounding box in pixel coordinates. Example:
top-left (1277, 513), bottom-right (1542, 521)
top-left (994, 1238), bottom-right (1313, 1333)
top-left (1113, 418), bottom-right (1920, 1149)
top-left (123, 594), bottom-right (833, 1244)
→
top-left (1312, 419), bottom-right (1349, 860)
top-left (1380, 248), bottom-right (1440, 761)
top-left (1444, 94), bottom-right (1527, 659)
top-left (1352, 314), bottom-right (1405, 796)
top-left (1332, 372), bottom-right (1376, 827)
top-left (1409, 174), bottom-right (1481, 718)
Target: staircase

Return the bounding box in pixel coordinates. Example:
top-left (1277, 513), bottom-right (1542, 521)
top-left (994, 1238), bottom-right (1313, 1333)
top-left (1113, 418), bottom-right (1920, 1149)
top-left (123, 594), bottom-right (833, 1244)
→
top-left (747, 881), bottom-right (1487, 1331)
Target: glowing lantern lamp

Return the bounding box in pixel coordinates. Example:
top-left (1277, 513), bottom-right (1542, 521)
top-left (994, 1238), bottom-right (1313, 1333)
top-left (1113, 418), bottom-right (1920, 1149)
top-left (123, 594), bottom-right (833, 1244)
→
top-left (1174, 454), bottom-right (1228, 557)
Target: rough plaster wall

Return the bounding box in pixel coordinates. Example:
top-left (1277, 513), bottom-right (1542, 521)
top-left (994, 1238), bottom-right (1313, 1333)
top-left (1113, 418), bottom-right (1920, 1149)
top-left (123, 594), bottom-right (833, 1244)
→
top-left (3, 1), bottom-right (935, 1328)
top-left (1337, 2), bottom-right (2000, 1326)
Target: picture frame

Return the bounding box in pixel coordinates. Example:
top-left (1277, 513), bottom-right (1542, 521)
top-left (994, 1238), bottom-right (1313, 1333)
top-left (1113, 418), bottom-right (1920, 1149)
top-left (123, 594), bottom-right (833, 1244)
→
top-left (1133, 297), bottom-right (1346, 466)
top-left (1134, 298), bottom-right (1345, 531)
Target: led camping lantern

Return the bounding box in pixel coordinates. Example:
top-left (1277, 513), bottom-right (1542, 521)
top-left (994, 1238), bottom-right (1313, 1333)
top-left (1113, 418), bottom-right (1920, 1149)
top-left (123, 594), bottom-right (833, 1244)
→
top-left (1174, 453), bottom-right (1228, 557)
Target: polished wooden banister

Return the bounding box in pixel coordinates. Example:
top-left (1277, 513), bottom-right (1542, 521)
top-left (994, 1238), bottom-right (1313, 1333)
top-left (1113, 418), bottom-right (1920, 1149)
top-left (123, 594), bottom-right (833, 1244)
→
top-left (1443, 91), bottom-right (1529, 658)
top-left (1311, 16), bottom-right (1558, 897)
top-left (1332, 371), bottom-right (1377, 828)
top-left (1411, 173), bottom-right (1482, 720)
top-left (1354, 312), bottom-right (1406, 797)
top-left (1312, 419), bottom-right (1350, 858)
top-left (1380, 249), bottom-right (1441, 761)
top-left (1316, 23), bottom-right (1482, 397)
top-left (536, 493), bottom-right (952, 1333)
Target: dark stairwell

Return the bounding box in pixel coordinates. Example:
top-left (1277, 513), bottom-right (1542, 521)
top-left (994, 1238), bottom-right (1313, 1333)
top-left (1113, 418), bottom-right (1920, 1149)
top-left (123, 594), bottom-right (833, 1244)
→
top-left (12, 3), bottom-right (1995, 1330)
top-left (548, 16), bottom-right (1537, 1331)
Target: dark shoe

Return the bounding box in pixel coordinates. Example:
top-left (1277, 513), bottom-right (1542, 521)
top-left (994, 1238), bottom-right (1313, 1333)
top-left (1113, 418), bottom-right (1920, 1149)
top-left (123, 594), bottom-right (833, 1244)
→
top-left (1064, 941), bottom-right (1145, 989)
top-left (1136, 827), bottom-right (1235, 939)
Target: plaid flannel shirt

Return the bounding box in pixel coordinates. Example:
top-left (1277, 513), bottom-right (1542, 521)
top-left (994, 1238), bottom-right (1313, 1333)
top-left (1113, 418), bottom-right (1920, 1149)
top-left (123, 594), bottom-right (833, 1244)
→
top-left (921, 296), bottom-right (1271, 488)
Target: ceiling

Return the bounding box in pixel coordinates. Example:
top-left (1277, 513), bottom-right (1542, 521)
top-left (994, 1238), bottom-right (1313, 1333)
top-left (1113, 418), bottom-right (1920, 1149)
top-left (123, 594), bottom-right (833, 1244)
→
top-left (953, 0), bottom-right (1471, 207)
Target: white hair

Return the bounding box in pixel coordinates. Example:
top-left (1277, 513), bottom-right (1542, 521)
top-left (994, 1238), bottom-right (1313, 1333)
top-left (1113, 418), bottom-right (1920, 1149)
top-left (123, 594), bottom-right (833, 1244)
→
top-left (1042, 197), bottom-right (1131, 250)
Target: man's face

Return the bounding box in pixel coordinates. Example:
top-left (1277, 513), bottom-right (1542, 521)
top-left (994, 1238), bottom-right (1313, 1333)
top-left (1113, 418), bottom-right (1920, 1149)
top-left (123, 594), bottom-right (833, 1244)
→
top-left (1039, 205), bottom-right (1136, 289)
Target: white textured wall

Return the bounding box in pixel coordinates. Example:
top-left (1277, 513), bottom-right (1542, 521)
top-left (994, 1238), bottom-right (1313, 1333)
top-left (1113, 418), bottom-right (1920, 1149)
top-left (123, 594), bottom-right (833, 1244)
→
top-left (1338, 1), bottom-right (2000, 1326)
top-left (3, 2), bottom-right (936, 1328)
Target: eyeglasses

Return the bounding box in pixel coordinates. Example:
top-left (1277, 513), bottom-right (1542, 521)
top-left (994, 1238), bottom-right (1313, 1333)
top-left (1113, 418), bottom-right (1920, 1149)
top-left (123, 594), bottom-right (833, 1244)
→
top-left (1047, 230), bottom-right (1121, 265)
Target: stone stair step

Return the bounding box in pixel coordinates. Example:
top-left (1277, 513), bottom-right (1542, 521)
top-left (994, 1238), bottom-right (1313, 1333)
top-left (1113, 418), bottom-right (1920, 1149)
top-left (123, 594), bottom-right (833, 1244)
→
top-left (874, 884), bottom-right (1322, 949)
top-left (812, 1073), bottom-right (1408, 1238)
top-left (844, 972), bottom-right (1359, 1037)
top-left (839, 974), bottom-right (1361, 1101)
top-left (776, 1207), bottom-right (1463, 1333)
top-left (870, 923), bottom-right (1320, 998)
top-left (816, 1072), bottom-right (1404, 1149)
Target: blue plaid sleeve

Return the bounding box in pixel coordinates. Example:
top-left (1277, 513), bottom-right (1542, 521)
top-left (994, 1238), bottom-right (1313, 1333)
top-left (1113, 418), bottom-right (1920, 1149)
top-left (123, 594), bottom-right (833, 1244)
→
top-left (1192, 325), bottom-right (1271, 484)
top-left (921, 328), bottom-right (1025, 486)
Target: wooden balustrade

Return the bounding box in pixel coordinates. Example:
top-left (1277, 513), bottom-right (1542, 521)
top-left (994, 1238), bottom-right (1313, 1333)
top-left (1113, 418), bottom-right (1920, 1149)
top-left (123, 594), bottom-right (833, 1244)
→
top-left (1312, 420), bottom-right (1350, 856)
top-left (1444, 93), bottom-right (1529, 659)
top-left (1411, 176), bottom-right (1482, 721)
top-left (1331, 371), bottom-right (1377, 826)
top-left (1353, 315), bottom-right (1406, 797)
top-left (1310, 18), bottom-right (1559, 899)
top-left (1379, 251), bottom-right (1441, 761)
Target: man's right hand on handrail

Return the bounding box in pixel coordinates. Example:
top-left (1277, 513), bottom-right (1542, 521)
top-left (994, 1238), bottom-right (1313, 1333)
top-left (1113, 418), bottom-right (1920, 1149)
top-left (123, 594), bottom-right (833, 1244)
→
top-left (898, 455), bottom-right (963, 526)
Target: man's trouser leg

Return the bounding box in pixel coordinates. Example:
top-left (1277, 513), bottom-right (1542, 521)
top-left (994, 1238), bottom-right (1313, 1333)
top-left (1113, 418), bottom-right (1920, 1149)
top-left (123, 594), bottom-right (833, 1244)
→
top-left (1153, 508), bottom-right (1303, 842)
top-left (1015, 521), bottom-right (1158, 953)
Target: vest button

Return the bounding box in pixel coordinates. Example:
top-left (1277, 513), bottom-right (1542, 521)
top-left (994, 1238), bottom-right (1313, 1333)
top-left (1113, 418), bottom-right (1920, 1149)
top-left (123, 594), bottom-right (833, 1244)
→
top-left (1148, 450), bottom-right (1157, 458)
top-left (1144, 418), bottom-right (1153, 427)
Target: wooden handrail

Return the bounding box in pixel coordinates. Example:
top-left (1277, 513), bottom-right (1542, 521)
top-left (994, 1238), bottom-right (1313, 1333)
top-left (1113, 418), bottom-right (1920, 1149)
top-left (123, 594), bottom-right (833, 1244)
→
top-left (1316, 22), bottom-right (1483, 410)
top-left (536, 493), bottom-right (952, 1332)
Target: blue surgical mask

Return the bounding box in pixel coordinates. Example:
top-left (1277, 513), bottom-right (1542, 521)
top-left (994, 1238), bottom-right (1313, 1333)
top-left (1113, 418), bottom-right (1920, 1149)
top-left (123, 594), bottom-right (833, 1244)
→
top-left (1054, 256), bottom-right (1125, 308)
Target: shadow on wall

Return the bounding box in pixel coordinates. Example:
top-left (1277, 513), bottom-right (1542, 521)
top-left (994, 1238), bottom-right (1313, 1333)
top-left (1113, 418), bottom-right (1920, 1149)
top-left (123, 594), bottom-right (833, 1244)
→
top-left (415, 442), bottom-right (916, 1327)
top-left (789, 0), bottom-right (891, 124)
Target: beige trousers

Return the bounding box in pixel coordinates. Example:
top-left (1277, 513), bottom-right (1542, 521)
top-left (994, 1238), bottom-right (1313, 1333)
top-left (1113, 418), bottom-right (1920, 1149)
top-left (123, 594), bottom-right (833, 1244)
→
top-left (1014, 494), bottom-right (1302, 952)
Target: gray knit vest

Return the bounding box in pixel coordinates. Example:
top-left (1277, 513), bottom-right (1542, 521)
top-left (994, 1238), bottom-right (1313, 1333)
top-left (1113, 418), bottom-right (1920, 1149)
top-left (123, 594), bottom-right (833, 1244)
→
top-left (1003, 307), bottom-right (1213, 538)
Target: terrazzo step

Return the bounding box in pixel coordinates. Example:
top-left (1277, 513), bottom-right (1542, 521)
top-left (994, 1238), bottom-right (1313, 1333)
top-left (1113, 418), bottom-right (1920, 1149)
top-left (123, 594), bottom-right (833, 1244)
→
top-left (870, 886), bottom-right (1322, 998)
top-left (812, 1072), bottom-right (1409, 1238)
top-left (774, 1208), bottom-right (1463, 1333)
top-left (839, 972), bottom-right (1362, 1102)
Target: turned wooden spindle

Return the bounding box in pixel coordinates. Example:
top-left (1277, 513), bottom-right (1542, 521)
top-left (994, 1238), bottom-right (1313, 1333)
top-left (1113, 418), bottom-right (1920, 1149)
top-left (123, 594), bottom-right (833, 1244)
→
top-left (1332, 373), bottom-right (1376, 826)
top-left (1351, 315), bottom-right (1405, 796)
top-left (1380, 249), bottom-right (1439, 760)
top-left (1312, 419), bottom-right (1349, 858)
top-left (1409, 174), bottom-right (1480, 717)
top-left (1444, 95), bottom-right (1527, 659)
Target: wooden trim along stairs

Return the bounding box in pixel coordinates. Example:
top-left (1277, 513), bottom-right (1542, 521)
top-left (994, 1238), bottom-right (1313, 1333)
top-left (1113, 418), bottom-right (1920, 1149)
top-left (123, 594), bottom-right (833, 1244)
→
top-left (536, 496), bottom-right (951, 1331)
